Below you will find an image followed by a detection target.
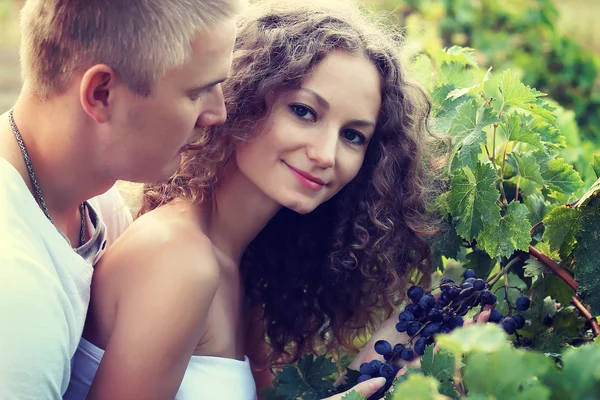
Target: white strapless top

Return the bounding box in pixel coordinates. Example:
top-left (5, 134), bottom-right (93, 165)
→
top-left (63, 337), bottom-right (257, 399)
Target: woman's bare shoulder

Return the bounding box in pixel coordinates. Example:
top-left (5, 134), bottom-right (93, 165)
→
top-left (95, 203), bottom-right (220, 296)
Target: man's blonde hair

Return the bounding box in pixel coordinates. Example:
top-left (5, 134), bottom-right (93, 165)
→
top-left (19, 0), bottom-right (243, 99)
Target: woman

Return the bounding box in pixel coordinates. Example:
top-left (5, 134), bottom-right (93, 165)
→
top-left (65, 0), bottom-right (444, 398)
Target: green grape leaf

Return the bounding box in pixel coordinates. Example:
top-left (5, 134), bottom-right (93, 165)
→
top-left (448, 163), bottom-right (501, 241)
top-left (261, 385), bottom-right (280, 400)
top-left (534, 328), bottom-right (572, 354)
top-left (524, 192), bottom-right (547, 227)
top-left (421, 344), bottom-right (455, 381)
top-left (553, 306), bottom-right (586, 337)
top-left (340, 391), bottom-right (365, 400)
top-left (524, 258), bottom-right (549, 278)
top-left (541, 343), bottom-right (600, 399)
top-left (439, 62), bottom-right (476, 90)
top-left (573, 202), bottom-right (600, 314)
top-left (477, 201), bottom-right (532, 259)
top-left (436, 323), bottom-right (509, 354)
top-left (389, 374), bottom-right (444, 400)
top-left (462, 347), bottom-right (552, 400)
top-left (531, 117), bottom-right (566, 149)
top-left (431, 220), bottom-right (463, 269)
top-left (542, 205), bottom-right (582, 259)
top-left (276, 354), bottom-right (337, 400)
top-left (446, 66), bottom-right (493, 101)
top-left (441, 46), bottom-right (479, 67)
top-left (438, 380), bottom-right (459, 399)
top-left (574, 177), bottom-right (600, 208)
top-left (498, 69), bottom-right (544, 108)
top-left (499, 112), bottom-right (543, 149)
top-left (448, 100), bottom-right (498, 170)
top-left (463, 250), bottom-right (496, 280)
top-left (498, 70), bottom-right (556, 124)
top-left (535, 153), bottom-right (584, 194)
top-left (506, 152), bottom-right (543, 184)
top-left (335, 369), bottom-right (362, 393)
top-left (592, 154), bottom-right (600, 179)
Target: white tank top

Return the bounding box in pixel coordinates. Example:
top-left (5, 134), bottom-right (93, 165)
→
top-left (63, 338), bottom-right (257, 399)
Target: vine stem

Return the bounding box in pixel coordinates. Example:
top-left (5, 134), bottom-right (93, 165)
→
top-left (499, 142), bottom-right (509, 204)
top-left (487, 255), bottom-right (523, 288)
top-left (572, 296), bottom-right (600, 336)
top-left (504, 269), bottom-right (513, 316)
top-left (491, 124), bottom-right (498, 171)
top-left (528, 245), bottom-right (600, 336)
top-left (528, 245), bottom-right (578, 291)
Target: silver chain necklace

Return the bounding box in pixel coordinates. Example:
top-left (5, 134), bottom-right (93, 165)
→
top-left (8, 108), bottom-right (86, 247)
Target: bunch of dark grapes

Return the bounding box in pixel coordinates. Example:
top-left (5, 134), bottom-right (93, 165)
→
top-left (356, 269), bottom-right (533, 398)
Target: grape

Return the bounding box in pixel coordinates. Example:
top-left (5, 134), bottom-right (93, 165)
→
top-left (480, 290), bottom-right (497, 305)
top-left (459, 286), bottom-right (475, 298)
top-left (391, 344), bottom-right (404, 361)
top-left (400, 347), bottom-right (414, 361)
top-left (438, 293), bottom-right (451, 306)
top-left (405, 304), bottom-right (424, 318)
top-left (501, 317), bottom-right (517, 334)
top-left (426, 307), bottom-right (442, 322)
top-left (450, 315), bottom-right (464, 328)
top-left (407, 285), bottom-right (424, 303)
top-left (379, 363), bottom-right (397, 380)
top-left (515, 296), bottom-right (531, 311)
top-left (464, 269), bottom-right (477, 279)
top-left (369, 359), bottom-right (382, 372)
top-left (419, 294), bottom-right (435, 310)
top-left (374, 340), bottom-right (392, 356)
top-left (473, 279), bottom-right (486, 291)
top-left (445, 285), bottom-right (460, 300)
top-left (512, 314), bottom-right (526, 329)
top-left (423, 322), bottom-right (442, 336)
top-left (357, 374), bottom-right (372, 383)
top-left (440, 277), bottom-right (455, 285)
top-left (488, 309), bottom-right (503, 323)
top-left (414, 337), bottom-right (428, 355)
top-left (359, 362), bottom-right (377, 376)
top-left (398, 311), bottom-right (415, 324)
top-left (521, 338), bottom-right (533, 347)
top-left (543, 314), bottom-right (554, 326)
top-left (396, 321), bottom-right (408, 333)
top-left (407, 322), bottom-right (421, 336)
top-left (465, 277), bottom-right (476, 285)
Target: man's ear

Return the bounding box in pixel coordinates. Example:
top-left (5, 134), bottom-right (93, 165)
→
top-left (80, 64), bottom-right (119, 123)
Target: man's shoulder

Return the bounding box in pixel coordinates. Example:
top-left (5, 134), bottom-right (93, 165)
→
top-left (87, 184), bottom-right (133, 246)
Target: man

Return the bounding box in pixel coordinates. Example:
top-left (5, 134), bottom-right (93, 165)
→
top-left (0, 0), bottom-right (240, 397)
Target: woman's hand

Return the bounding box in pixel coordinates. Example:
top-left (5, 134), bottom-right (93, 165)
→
top-left (322, 377), bottom-right (387, 399)
top-left (345, 305), bottom-right (493, 372)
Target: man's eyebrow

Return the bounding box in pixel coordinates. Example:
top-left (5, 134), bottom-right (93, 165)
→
top-left (189, 77), bottom-right (227, 92)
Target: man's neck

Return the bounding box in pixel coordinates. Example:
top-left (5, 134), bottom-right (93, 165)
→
top-left (1, 98), bottom-right (115, 243)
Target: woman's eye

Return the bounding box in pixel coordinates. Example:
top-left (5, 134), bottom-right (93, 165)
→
top-left (343, 130), bottom-right (366, 146)
top-left (289, 104), bottom-right (317, 121)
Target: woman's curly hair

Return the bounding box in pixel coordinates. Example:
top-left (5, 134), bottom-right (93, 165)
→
top-left (141, 0), bottom-right (448, 366)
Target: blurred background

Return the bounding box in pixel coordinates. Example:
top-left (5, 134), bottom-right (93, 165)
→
top-left (1, 0), bottom-right (599, 183)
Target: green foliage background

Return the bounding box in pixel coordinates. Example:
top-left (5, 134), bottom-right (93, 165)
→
top-left (369, 0), bottom-right (600, 189)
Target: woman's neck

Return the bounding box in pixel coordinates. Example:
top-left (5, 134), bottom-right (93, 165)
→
top-left (205, 162), bottom-right (281, 263)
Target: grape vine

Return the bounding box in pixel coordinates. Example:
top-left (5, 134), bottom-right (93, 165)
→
top-left (261, 46), bottom-right (600, 400)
